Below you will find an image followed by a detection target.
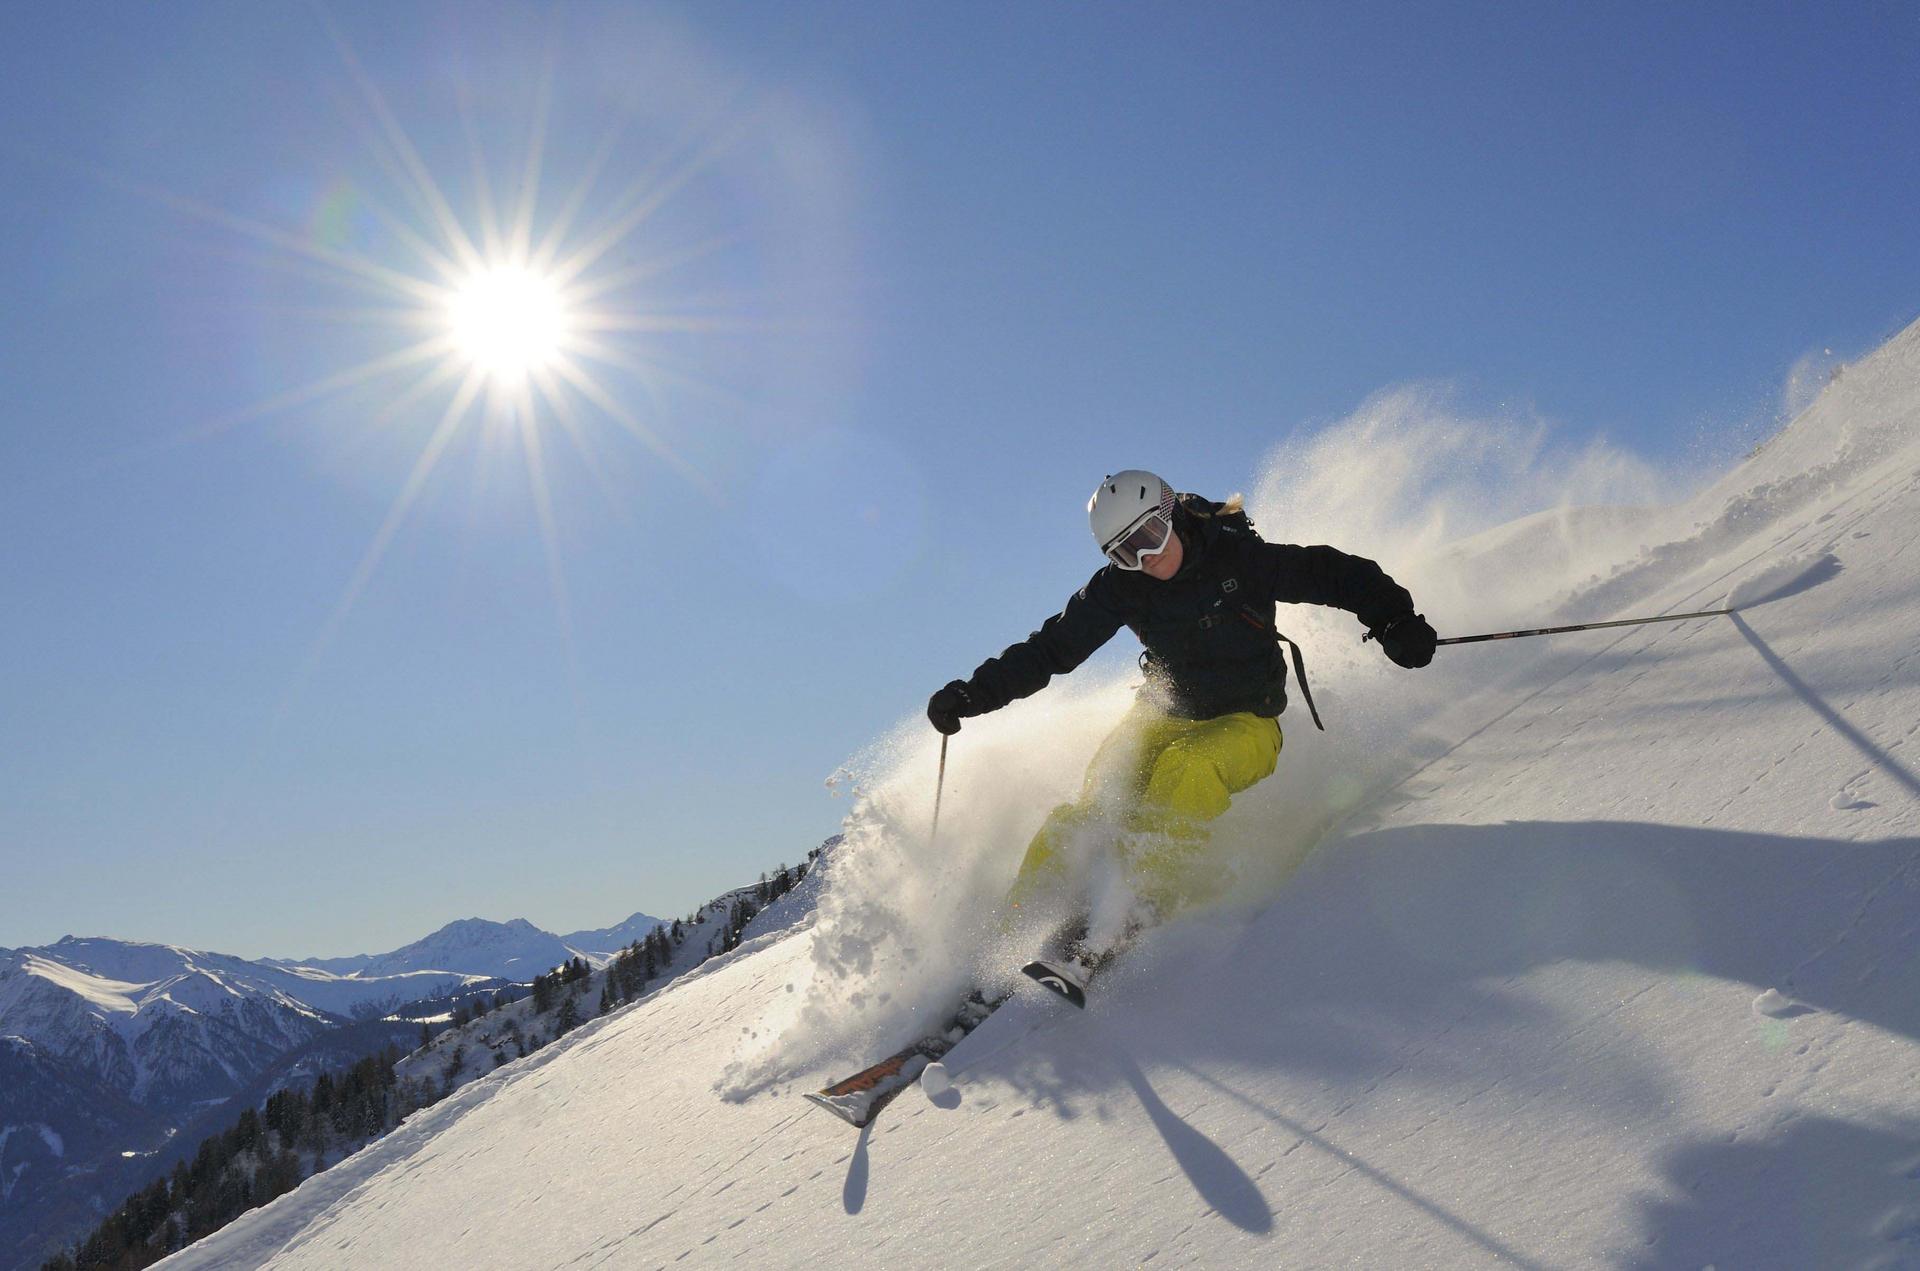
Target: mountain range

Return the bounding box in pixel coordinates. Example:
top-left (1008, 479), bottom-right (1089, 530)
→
top-left (0, 909), bottom-right (660, 1270)
top-left (265, 911), bottom-right (663, 983)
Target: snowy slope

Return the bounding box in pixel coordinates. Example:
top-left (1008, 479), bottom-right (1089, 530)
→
top-left (397, 870), bottom-right (819, 1103)
top-left (162, 318), bottom-right (1920, 1269)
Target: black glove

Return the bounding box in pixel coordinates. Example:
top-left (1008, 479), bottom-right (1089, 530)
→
top-left (926, 680), bottom-right (977, 735)
top-left (1372, 613), bottom-right (1437, 669)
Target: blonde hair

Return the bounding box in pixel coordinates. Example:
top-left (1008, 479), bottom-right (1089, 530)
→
top-left (1220, 492), bottom-right (1245, 514)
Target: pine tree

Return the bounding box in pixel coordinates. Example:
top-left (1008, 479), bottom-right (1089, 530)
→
top-left (312, 1073), bottom-right (335, 1120)
top-left (230, 1106), bottom-right (263, 1155)
top-left (555, 995), bottom-right (581, 1035)
top-left (442, 1045), bottom-right (466, 1090)
top-left (598, 977), bottom-right (615, 1016)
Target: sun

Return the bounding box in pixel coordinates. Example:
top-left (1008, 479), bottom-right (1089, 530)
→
top-left (132, 14), bottom-right (753, 699)
top-left (446, 264), bottom-right (570, 385)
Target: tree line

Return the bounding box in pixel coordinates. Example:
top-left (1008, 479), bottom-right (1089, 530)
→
top-left (41, 1044), bottom-right (433, 1271)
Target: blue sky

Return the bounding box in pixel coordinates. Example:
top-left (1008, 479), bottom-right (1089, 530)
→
top-left (2, 2), bottom-right (1916, 958)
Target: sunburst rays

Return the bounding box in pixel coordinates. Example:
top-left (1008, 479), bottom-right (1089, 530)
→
top-left (78, 9), bottom-right (758, 710)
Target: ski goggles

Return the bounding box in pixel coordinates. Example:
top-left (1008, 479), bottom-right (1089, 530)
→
top-left (1102, 510), bottom-right (1174, 570)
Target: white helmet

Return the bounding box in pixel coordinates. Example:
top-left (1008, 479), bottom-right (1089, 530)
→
top-left (1088, 470), bottom-right (1176, 569)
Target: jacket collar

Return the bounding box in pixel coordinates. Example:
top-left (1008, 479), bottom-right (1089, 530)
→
top-left (1170, 494), bottom-right (1224, 580)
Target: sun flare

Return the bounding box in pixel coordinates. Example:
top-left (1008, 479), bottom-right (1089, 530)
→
top-left (447, 264), bottom-right (570, 384)
top-left (132, 15), bottom-right (767, 703)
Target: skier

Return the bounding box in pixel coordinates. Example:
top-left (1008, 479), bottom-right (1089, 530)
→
top-left (926, 470), bottom-right (1436, 973)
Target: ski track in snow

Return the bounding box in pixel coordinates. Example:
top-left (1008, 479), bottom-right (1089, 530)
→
top-left (159, 320), bottom-right (1920, 1269)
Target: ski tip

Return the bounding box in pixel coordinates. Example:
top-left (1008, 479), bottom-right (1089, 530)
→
top-left (802, 1090), bottom-right (872, 1128)
top-left (1021, 959), bottom-right (1088, 1009)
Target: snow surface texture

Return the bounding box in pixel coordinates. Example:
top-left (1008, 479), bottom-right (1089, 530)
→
top-left (164, 317), bottom-right (1920, 1269)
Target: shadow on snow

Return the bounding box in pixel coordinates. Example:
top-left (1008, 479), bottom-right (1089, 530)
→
top-left (910, 819), bottom-right (1917, 1248)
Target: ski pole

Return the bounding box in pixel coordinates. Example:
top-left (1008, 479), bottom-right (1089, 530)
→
top-left (1431, 606), bottom-right (1736, 647)
top-left (929, 734), bottom-right (950, 847)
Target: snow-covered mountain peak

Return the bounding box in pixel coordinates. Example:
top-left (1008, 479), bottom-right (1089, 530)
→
top-left (39, 936), bottom-right (208, 984)
top-left (267, 913), bottom-right (652, 982)
top-left (557, 909), bottom-right (670, 958)
top-left (442, 916), bottom-right (540, 935)
top-left (10, 953), bottom-right (145, 1017)
top-left (135, 969), bottom-right (269, 1021)
top-left (338, 917), bottom-right (579, 982)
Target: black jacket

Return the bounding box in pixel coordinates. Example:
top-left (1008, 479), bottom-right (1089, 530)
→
top-left (963, 495), bottom-right (1416, 721)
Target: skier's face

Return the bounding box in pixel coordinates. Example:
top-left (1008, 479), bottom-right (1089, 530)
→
top-left (1140, 528), bottom-right (1183, 580)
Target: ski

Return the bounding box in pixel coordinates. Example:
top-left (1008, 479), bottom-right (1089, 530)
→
top-left (918, 994), bottom-right (1057, 1098)
top-left (1023, 913), bottom-right (1139, 1009)
top-left (805, 925), bottom-right (1136, 1127)
top-left (922, 954), bottom-right (1110, 1100)
top-left (802, 1039), bottom-right (945, 1128)
top-left (1020, 957), bottom-right (1090, 1008)
top-left (803, 990), bottom-right (1008, 1128)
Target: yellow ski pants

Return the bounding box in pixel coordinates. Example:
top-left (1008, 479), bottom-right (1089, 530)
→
top-left (1008, 702), bottom-right (1282, 915)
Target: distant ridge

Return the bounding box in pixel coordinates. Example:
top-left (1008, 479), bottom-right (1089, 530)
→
top-left (557, 910), bottom-right (669, 958)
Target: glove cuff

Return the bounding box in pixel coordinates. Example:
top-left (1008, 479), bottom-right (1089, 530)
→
top-left (1368, 612), bottom-right (1422, 642)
